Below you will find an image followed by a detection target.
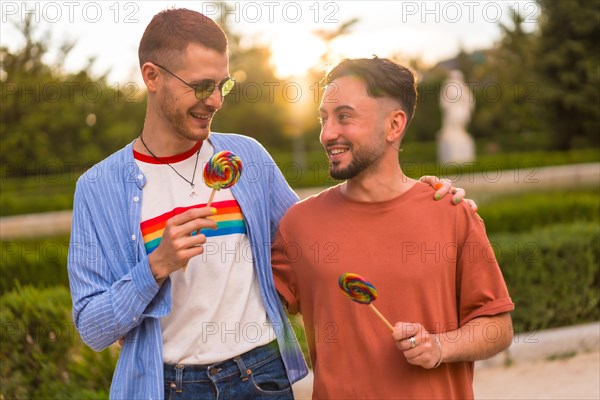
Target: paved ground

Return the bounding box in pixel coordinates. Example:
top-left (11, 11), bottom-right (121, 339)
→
top-left (474, 350), bottom-right (600, 399)
top-left (292, 350), bottom-right (600, 399)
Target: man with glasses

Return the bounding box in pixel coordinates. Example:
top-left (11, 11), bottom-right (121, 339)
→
top-left (151, 62), bottom-right (236, 103)
top-left (68, 9), bottom-right (308, 399)
top-left (68, 9), bottom-right (467, 399)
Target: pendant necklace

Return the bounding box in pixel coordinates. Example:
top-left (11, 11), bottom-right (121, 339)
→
top-left (139, 135), bottom-right (201, 198)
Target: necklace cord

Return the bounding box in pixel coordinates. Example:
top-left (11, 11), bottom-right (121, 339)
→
top-left (138, 135), bottom-right (201, 187)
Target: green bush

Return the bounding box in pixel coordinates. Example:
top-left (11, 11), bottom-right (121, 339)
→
top-left (398, 142), bottom-right (600, 168)
top-left (491, 223), bottom-right (600, 333)
top-left (0, 170), bottom-right (76, 216)
top-left (2, 148), bottom-right (598, 215)
top-left (0, 191), bottom-right (74, 216)
top-left (478, 188), bottom-right (600, 234)
top-left (0, 236), bottom-right (70, 295)
top-left (0, 285), bottom-right (117, 399)
top-left (398, 148), bottom-right (599, 180)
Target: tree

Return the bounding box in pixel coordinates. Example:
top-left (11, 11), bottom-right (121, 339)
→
top-left (0, 16), bottom-right (145, 177)
top-left (536, 0), bottom-right (600, 149)
top-left (468, 9), bottom-right (546, 151)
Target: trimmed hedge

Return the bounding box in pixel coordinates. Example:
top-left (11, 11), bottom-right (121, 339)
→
top-left (398, 145), bottom-right (599, 170)
top-left (0, 191), bottom-right (74, 217)
top-left (1, 170), bottom-right (77, 216)
top-left (0, 285), bottom-right (117, 399)
top-left (491, 222), bottom-right (600, 333)
top-left (0, 236), bottom-right (70, 296)
top-left (478, 187), bottom-right (599, 234)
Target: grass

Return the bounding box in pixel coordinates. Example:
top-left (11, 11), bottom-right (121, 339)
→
top-left (546, 351), bottom-right (577, 361)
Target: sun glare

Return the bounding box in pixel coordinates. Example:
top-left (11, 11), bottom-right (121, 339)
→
top-left (269, 31), bottom-right (327, 78)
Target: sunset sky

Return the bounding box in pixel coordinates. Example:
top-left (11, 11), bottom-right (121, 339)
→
top-left (1, 1), bottom-right (539, 82)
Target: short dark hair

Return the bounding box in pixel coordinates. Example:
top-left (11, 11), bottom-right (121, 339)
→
top-left (325, 57), bottom-right (418, 126)
top-left (138, 8), bottom-right (228, 68)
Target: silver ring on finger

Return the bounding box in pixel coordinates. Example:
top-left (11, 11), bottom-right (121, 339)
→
top-left (409, 336), bottom-right (416, 349)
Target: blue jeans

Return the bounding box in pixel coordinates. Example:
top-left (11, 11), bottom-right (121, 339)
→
top-left (163, 341), bottom-right (294, 399)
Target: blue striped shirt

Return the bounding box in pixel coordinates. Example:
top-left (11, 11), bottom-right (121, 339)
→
top-left (68, 133), bottom-right (308, 399)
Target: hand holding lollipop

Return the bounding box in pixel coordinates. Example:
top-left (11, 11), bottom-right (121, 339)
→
top-left (184, 151), bottom-right (242, 272)
top-left (203, 150), bottom-right (243, 207)
top-left (339, 273), bottom-right (394, 331)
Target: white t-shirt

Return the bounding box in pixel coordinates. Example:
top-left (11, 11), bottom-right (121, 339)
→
top-left (135, 139), bottom-right (274, 364)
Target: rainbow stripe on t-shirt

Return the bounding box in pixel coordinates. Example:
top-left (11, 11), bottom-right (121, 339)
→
top-left (140, 199), bottom-right (247, 254)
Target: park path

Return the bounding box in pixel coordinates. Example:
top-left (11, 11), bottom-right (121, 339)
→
top-left (291, 350), bottom-right (600, 399)
top-left (290, 322), bottom-right (600, 399)
top-left (1, 163), bottom-right (598, 239)
top-left (473, 350), bottom-right (599, 399)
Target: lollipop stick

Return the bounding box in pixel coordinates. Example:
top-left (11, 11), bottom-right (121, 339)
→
top-left (190, 190), bottom-right (217, 240)
top-left (206, 189), bottom-right (217, 208)
top-left (368, 303), bottom-right (394, 332)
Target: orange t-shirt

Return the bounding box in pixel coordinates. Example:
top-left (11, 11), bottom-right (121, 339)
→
top-left (272, 182), bottom-right (514, 399)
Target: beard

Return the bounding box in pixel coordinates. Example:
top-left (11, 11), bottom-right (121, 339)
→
top-left (328, 135), bottom-right (386, 180)
top-left (157, 87), bottom-right (213, 141)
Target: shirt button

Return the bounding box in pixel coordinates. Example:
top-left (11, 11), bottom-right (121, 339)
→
top-left (131, 235), bottom-right (136, 241)
top-left (133, 196), bottom-right (140, 203)
top-left (133, 316), bottom-right (137, 322)
top-left (137, 174), bottom-right (143, 180)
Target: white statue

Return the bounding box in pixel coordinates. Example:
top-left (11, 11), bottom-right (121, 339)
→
top-left (437, 70), bottom-right (476, 164)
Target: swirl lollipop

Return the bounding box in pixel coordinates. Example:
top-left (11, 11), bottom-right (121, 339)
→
top-left (339, 273), bottom-right (394, 331)
top-left (184, 151), bottom-right (242, 272)
top-left (203, 150), bottom-right (243, 207)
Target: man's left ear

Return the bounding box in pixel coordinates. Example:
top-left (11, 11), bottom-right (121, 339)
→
top-left (387, 109), bottom-right (407, 143)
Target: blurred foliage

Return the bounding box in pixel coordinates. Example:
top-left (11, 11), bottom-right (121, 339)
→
top-left (399, 142), bottom-right (600, 168)
top-left (406, 1), bottom-right (599, 153)
top-left (468, 10), bottom-right (545, 147)
top-left (1, 236), bottom-right (69, 295)
top-left (0, 17), bottom-right (146, 175)
top-left (491, 222), bottom-right (600, 333)
top-left (477, 187), bottom-right (600, 234)
top-left (2, 4), bottom-right (599, 187)
top-left (536, 0), bottom-right (600, 150)
top-left (0, 285), bottom-right (117, 399)
top-left (398, 146), bottom-right (600, 181)
top-left (1, 174), bottom-right (74, 215)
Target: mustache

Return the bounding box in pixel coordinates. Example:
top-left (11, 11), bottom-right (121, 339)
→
top-left (324, 141), bottom-right (352, 148)
top-left (192, 105), bottom-right (217, 114)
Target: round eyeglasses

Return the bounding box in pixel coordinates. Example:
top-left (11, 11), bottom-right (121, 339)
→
top-left (151, 62), bottom-right (235, 101)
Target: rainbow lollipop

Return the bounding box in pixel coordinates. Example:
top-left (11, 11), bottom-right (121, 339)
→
top-left (184, 151), bottom-right (242, 272)
top-left (339, 273), bottom-right (394, 331)
top-left (203, 150), bottom-right (243, 207)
